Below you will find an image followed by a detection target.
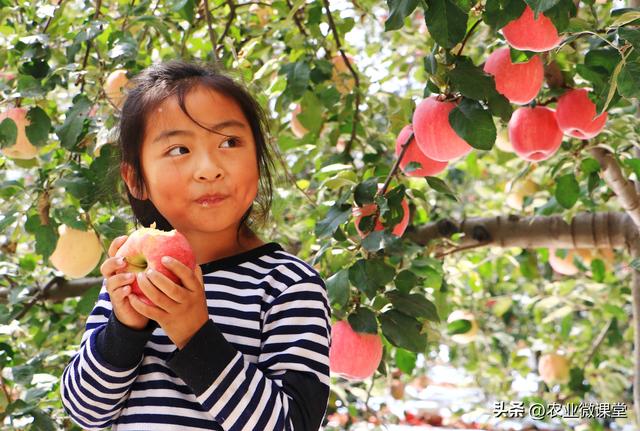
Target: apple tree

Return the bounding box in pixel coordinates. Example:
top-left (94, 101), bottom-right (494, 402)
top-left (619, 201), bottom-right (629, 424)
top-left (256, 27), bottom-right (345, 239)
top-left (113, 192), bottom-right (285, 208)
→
top-left (1, 0), bottom-right (640, 429)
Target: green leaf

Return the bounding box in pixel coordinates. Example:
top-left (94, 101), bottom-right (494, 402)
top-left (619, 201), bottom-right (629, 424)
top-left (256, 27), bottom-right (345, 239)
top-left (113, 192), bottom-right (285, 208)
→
top-left (384, 0), bottom-right (420, 31)
top-left (297, 92), bottom-right (324, 134)
top-left (591, 258), bottom-right (605, 282)
top-left (380, 309), bottom-right (427, 352)
top-left (25, 107), bottom-right (51, 147)
top-left (282, 62), bottom-right (311, 100)
top-left (449, 57), bottom-right (495, 101)
top-left (484, 0), bottom-right (526, 29)
top-left (315, 201), bottom-right (352, 239)
top-left (425, 176), bottom-right (458, 201)
top-left (619, 27), bottom-right (640, 50)
top-left (525, 0), bottom-right (560, 15)
top-left (56, 94), bottom-right (92, 151)
top-left (0, 117), bottom-right (18, 149)
top-left (348, 258), bottom-right (396, 299)
top-left (354, 178), bottom-right (380, 206)
top-left (395, 348), bottom-right (417, 374)
top-left (387, 291), bottom-right (440, 322)
top-left (447, 317), bottom-right (471, 334)
top-left (543, 0), bottom-right (576, 32)
top-left (327, 269), bottom-right (351, 308)
top-left (580, 158), bottom-right (600, 175)
top-left (555, 173), bottom-right (580, 209)
top-left (36, 223), bottom-right (58, 262)
top-left (394, 270), bottom-right (418, 294)
top-left (424, 0), bottom-right (468, 49)
top-left (348, 307), bottom-right (378, 334)
top-left (449, 98), bottom-right (496, 151)
top-left (617, 61), bottom-right (640, 99)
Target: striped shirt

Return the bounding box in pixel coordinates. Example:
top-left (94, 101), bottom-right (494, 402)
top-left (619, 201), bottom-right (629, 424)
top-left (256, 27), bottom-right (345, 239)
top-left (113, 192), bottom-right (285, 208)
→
top-left (60, 242), bottom-right (331, 430)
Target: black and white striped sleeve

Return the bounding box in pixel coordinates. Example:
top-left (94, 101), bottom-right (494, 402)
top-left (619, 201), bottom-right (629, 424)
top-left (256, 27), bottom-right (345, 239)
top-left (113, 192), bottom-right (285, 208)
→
top-left (59, 280), bottom-right (154, 430)
top-left (166, 275), bottom-right (331, 430)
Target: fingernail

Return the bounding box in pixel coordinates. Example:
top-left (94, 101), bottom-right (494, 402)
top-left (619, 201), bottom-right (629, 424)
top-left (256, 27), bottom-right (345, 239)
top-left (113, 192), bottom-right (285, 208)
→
top-left (125, 273), bottom-right (134, 280)
top-left (146, 268), bottom-right (154, 275)
top-left (118, 257), bottom-right (126, 265)
top-left (162, 256), bottom-right (171, 264)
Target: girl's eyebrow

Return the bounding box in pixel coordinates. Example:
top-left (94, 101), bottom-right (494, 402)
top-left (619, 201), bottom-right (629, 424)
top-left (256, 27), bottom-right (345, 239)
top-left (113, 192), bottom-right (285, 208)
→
top-left (152, 120), bottom-right (246, 144)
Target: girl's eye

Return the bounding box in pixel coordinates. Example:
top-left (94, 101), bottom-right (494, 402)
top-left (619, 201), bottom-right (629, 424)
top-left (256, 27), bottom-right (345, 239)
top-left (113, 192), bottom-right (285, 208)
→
top-left (220, 137), bottom-right (239, 148)
top-left (167, 146), bottom-right (189, 156)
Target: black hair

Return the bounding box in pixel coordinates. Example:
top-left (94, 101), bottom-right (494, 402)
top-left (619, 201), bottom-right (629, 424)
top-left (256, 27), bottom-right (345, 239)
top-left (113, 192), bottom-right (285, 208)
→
top-left (116, 59), bottom-right (284, 244)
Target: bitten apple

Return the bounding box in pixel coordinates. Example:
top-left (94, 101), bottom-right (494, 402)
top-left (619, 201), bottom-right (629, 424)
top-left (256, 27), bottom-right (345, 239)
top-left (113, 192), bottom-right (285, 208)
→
top-left (508, 106), bottom-right (563, 162)
top-left (394, 125), bottom-right (448, 177)
top-left (0, 107), bottom-right (39, 160)
top-left (483, 47), bottom-right (544, 105)
top-left (538, 352), bottom-right (570, 385)
top-left (501, 5), bottom-right (562, 52)
top-left (104, 69), bottom-right (130, 109)
top-left (115, 226), bottom-right (196, 306)
top-left (555, 88), bottom-right (607, 139)
top-left (49, 225), bottom-right (104, 279)
top-left (331, 54), bottom-right (356, 94)
top-left (329, 320), bottom-right (383, 380)
top-left (447, 310), bottom-right (479, 344)
top-left (412, 96), bottom-right (473, 162)
top-left (352, 183), bottom-right (410, 238)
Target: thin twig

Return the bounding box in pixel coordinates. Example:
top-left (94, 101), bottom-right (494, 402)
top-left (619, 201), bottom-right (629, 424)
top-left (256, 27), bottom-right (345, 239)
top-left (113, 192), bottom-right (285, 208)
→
top-left (202, 0), bottom-right (219, 62)
top-left (42, 0), bottom-right (65, 34)
top-left (322, 0), bottom-right (361, 156)
top-left (456, 19), bottom-right (482, 57)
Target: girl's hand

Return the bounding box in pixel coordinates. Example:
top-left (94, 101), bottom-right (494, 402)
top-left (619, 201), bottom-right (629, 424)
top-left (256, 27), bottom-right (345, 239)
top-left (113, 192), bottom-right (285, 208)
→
top-left (99, 235), bottom-right (150, 330)
top-left (128, 257), bottom-right (208, 349)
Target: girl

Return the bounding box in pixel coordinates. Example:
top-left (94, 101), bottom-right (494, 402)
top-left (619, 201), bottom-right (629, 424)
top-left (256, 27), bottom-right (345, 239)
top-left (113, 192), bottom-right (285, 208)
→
top-left (60, 60), bottom-right (331, 430)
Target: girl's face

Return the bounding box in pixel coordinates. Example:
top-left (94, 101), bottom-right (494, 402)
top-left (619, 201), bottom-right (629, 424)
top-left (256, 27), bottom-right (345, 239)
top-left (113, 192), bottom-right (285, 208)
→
top-left (125, 85), bottom-right (260, 239)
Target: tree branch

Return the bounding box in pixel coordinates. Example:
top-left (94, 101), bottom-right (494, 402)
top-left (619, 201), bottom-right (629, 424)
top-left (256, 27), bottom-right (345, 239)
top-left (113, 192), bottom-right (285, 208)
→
top-left (589, 146), bottom-right (640, 232)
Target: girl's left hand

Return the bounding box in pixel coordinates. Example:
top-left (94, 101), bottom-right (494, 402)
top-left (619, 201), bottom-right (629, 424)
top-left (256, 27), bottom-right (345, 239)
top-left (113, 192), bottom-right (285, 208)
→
top-left (129, 257), bottom-right (209, 349)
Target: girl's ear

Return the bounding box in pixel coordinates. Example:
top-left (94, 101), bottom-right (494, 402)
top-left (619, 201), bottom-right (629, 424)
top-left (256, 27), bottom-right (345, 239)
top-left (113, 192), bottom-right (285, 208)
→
top-left (120, 162), bottom-right (148, 200)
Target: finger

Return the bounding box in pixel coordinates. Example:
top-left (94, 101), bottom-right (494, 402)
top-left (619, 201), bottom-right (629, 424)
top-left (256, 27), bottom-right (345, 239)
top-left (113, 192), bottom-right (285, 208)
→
top-left (110, 283), bottom-right (132, 304)
top-left (105, 273), bottom-right (135, 295)
top-left (136, 272), bottom-right (175, 312)
top-left (108, 235), bottom-right (129, 258)
top-left (144, 268), bottom-right (184, 304)
top-left (161, 256), bottom-right (200, 292)
top-left (100, 256), bottom-right (128, 277)
top-left (129, 290), bottom-right (164, 321)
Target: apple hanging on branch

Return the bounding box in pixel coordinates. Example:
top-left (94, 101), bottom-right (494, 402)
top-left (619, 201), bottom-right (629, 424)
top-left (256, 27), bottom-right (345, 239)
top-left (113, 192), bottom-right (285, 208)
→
top-left (0, 107), bottom-right (39, 160)
top-left (555, 88), bottom-right (608, 139)
top-left (394, 124), bottom-right (448, 177)
top-left (483, 47), bottom-right (544, 105)
top-left (329, 320), bottom-right (383, 381)
top-left (115, 224), bottom-right (197, 305)
top-left (500, 5), bottom-right (562, 52)
top-left (508, 105), bottom-right (563, 162)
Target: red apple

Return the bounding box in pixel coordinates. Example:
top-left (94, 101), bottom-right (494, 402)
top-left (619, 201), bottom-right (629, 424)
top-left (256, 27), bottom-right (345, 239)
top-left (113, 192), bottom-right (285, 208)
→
top-left (395, 125), bottom-right (448, 176)
top-left (412, 96), bottom-right (473, 162)
top-left (0, 107), bottom-right (39, 160)
top-left (352, 184), bottom-right (410, 238)
top-left (508, 106), bottom-right (563, 162)
top-left (483, 47), bottom-right (544, 105)
top-left (115, 226), bottom-right (196, 306)
top-left (329, 320), bottom-right (383, 380)
top-left (501, 5), bottom-right (561, 52)
top-left (555, 88), bottom-right (607, 139)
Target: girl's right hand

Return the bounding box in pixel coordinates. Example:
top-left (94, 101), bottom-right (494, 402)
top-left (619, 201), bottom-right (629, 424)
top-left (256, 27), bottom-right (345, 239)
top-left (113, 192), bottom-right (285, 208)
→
top-left (100, 235), bottom-right (150, 330)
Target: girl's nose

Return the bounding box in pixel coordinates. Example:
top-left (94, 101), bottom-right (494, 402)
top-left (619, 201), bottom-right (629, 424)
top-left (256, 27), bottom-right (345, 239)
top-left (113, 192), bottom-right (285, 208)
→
top-left (194, 155), bottom-right (224, 180)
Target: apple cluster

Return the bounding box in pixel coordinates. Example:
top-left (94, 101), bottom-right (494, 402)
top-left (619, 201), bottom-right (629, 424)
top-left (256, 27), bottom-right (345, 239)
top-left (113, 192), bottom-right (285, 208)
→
top-left (399, 5), bottom-right (608, 169)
